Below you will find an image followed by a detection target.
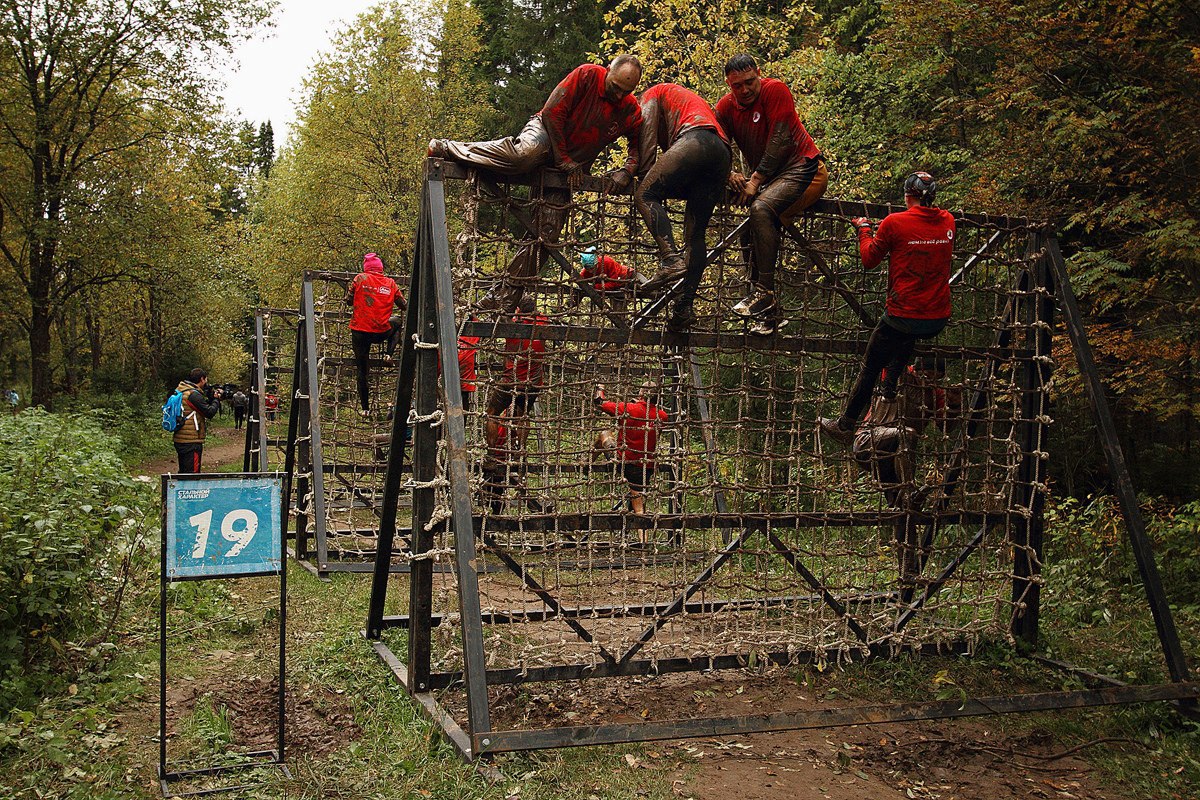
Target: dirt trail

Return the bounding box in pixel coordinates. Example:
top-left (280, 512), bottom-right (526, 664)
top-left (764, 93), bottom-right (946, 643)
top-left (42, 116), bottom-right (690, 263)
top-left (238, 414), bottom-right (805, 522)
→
top-left (136, 423), bottom-right (249, 476)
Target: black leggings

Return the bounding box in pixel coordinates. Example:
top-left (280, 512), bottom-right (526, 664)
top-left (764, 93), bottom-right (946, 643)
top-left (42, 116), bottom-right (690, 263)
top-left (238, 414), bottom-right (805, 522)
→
top-left (635, 129), bottom-right (731, 304)
top-left (844, 319), bottom-right (931, 422)
top-left (351, 329), bottom-right (393, 412)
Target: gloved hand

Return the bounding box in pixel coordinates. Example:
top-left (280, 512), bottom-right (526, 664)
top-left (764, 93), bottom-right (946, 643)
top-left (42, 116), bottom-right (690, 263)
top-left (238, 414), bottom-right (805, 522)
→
top-left (562, 162), bottom-right (588, 191)
top-left (606, 168), bottom-right (633, 192)
top-left (851, 217), bottom-right (873, 231)
top-left (593, 384), bottom-right (605, 405)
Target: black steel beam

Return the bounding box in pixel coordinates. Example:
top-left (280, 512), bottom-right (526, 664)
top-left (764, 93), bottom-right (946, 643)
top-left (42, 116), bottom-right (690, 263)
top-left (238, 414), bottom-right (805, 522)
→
top-left (428, 166), bottom-right (495, 736)
top-left (763, 528), bottom-right (869, 642)
top-left (475, 510), bottom-right (1013, 532)
top-left (1044, 237), bottom-right (1192, 683)
top-left (431, 159), bottom-right (1032, 229)
top-left (461, 320), bottom-right (1021, 361)
top-left (473, 682), bottom-right (1200, 753)
top-left (365, 180), bottom-right (425, 640)
top-left (426, 641), bottom-right (973, 690)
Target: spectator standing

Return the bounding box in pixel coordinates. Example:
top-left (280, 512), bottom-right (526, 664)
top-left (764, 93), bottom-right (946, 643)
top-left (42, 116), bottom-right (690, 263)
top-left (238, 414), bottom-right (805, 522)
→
top-left (172, 368), bottom-right (222, 473)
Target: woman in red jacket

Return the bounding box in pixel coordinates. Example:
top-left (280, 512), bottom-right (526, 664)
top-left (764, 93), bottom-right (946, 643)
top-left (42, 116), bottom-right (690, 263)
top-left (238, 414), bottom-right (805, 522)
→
top-left (345, 253), bottom-right (405, 416)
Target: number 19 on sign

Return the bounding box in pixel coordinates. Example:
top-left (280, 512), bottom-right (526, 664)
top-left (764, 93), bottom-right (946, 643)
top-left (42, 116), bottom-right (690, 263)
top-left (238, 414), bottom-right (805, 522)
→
top-left (166, 476), bottom-right (282, 579)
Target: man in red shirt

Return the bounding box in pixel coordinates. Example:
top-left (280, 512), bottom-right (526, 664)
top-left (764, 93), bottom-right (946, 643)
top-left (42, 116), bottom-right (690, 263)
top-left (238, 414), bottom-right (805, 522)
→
top-left (820, 172), bottom-right (955, 445)
top-left (345, 253), bottom-right (406, 416)
top-left (593, 381), bottom-right (670, 524)
top-left (716, 54), bottom-right (829, 335)
top-left (263, 392), bottom-right (280, 422)
top-left (484, 295), bottom-right (546, 461)
top-left (429, 57), bottom-right (644, 311)
top-left (628, 83), bottom-right (732, 332)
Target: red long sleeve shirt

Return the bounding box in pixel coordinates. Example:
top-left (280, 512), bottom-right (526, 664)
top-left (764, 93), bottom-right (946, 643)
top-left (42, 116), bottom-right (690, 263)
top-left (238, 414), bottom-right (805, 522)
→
top-left (599, 399), bottom-right (668, 464)
top-left (636, 83), bottom-right (729, 176)
top-left (580, 255), bottom-right (633, 291)
top-left (715, 78), bottom-right (820, 180)
top-left (349, 271), bottom-right (403, 333)
top-left (502, 313), bottom-right (548, 387)
top-left (538, 64), bottom-right (642, 174)
top-left (858, 205), bottom-right (955, 320)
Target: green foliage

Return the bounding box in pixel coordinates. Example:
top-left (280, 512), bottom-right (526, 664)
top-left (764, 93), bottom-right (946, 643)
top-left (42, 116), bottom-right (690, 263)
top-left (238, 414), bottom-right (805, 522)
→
top-left (251, 0), bottom-right (492, 305)
top-left (1042, 495), bottom-right (1200, 684)
top-left (476, 0), bottom-right (608, 134)
top-left (0, 410), bottom-right (155, 715)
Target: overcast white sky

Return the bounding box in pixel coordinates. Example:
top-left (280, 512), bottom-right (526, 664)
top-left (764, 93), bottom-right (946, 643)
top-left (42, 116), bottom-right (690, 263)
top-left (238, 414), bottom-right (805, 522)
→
top-left (216, 1), bottom-right (379, 144)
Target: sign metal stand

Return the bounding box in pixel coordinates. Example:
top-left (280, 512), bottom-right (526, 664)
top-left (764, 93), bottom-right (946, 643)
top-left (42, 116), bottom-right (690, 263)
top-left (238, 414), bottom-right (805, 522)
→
top-left (159, 472), bottom-right (291, 797)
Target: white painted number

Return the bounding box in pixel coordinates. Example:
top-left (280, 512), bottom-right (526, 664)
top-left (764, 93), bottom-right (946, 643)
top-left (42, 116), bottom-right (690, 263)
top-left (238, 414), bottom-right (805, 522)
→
top-left (221, 509), bottom-right (259, 558)
top-left (188, 509), bottom-right (212, 558)
top-left (186, 508), bottom-right (259, 559)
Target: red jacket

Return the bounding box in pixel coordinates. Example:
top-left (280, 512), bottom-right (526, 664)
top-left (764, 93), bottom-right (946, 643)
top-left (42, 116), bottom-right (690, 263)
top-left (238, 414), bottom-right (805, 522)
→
top-left (599, 399), bottom-right (668, 464)
top-left (503, 313), bottom-right (547, 387)
top-left (458, 334), bottom-right (479, 392)
top-left (859, 205), bottom-right (955, 320)
top-left (636, 83), bottom-right (729, 177)
top-left (715, 78), bottom-right (820, 180)
top-left (349, 269), bottom-right (403, 333)
top-left (539, 64), bottom-right (643, 174)
top-left (580, 255), bottom-right (632, 291)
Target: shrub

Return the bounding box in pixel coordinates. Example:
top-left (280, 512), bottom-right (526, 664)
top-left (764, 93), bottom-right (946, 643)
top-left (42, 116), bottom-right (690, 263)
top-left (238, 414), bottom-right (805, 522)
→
top-left (0, 410), bottom-right (153, 713)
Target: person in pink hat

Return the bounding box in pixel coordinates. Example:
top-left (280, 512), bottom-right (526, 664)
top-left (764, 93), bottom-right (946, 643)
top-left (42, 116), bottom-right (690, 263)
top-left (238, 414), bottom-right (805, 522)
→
top-left (345, 253), bottom-right (406, 416)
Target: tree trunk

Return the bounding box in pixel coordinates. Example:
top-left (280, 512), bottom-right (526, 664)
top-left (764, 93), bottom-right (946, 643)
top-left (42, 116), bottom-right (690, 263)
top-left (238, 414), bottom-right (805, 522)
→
top-left (29, 304), bottom-right (53, 410)
top-left (85, 302), bottom-right (103, 383)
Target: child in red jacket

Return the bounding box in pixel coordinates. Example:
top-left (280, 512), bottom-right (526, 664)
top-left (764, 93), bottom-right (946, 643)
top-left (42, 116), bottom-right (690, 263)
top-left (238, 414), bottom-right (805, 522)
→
top-left (593, 381), bottom-right (669, 527)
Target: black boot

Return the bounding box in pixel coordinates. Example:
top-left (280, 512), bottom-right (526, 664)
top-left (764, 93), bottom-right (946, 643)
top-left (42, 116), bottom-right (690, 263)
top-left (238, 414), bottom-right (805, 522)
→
top-left (666, 301), bottom-right (696, 332)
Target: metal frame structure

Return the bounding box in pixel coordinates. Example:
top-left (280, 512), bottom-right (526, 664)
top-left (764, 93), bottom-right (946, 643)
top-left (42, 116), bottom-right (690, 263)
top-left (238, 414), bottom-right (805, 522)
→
top-left (362, 163), bottom-right (1197, 762)
top-left (276, 274), bottom-right (426, 577)
top-left (158, 472), bottom-right (291, 796)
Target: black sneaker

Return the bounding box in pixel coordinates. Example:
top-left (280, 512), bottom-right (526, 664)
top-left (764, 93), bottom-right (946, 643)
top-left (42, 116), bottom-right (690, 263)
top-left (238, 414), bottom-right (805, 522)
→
top-left (818, 416), bottom-right (855, 446)
top-left (732, 286), bottom-right (775, 318)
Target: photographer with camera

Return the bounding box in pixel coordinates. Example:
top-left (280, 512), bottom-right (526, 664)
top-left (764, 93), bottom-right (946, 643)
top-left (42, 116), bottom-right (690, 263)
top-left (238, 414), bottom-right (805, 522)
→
top-left (172, 368), bottom-right (223, 473)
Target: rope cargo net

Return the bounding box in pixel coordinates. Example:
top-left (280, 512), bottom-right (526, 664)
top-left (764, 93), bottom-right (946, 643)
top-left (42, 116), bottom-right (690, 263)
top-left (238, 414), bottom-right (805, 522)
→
top-left (251, 309), bottom-right (297, 474)
top-left (382, 171), bottom-right (1052, 698)
top-left (290, 274), bottom-right (412, 566)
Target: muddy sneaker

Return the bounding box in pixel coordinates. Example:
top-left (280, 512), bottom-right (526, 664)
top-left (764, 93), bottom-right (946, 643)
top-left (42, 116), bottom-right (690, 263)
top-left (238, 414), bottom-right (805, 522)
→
top-left (732, 285), bottom-right (775, 318)
top-left (818, 416), bottom-right (855, 446)
top-left (641, 264), bottom-right (688, 293)
top-left (748, 313), bottom-right (786, 336)
top-left (474, 287), bottom-right (521, 314)
top-left (427, 138), bottom-right (448, 158)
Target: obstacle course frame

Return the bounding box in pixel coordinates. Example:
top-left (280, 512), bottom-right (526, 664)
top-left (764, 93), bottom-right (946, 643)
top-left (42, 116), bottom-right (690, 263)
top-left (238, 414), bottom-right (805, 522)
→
top-left (357, 161), bottom-right (1196, 761)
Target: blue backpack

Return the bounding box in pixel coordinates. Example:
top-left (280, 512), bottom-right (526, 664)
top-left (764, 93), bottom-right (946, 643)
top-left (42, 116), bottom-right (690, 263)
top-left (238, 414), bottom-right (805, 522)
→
top-left (161, 390), bottom-right (186, 432)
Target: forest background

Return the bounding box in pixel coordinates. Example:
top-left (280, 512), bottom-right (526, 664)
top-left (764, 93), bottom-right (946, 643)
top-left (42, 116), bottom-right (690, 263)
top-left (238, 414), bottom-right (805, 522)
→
top-left (1, 0), bottom-right (1199, 796)
top-left (2, 0), bottom-right (1196, 497)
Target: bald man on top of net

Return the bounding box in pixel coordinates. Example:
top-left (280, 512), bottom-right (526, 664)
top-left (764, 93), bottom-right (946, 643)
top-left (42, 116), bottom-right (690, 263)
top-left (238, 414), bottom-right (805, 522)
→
top-left (429, 56), bottom-right (644, 311)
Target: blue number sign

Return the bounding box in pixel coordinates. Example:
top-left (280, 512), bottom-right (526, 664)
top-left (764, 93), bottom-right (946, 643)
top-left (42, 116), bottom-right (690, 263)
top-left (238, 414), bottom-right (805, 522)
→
top-left (165, 476), bottom-right (282, 579)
